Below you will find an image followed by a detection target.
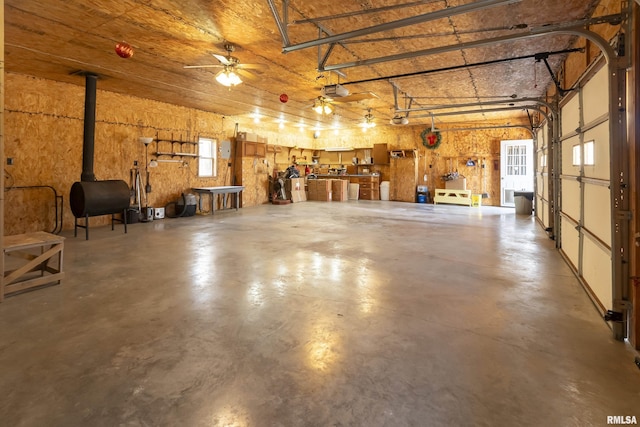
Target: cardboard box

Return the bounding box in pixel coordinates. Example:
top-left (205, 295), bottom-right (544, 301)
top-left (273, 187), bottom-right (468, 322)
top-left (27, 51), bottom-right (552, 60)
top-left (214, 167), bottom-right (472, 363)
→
top-left (331, 179), bottom-right (349, 202)
top-left (315, 179), bottom-right (331, 192)
top-left (286, 177), bottom-right (305, 192)
top-left (314, 191), bottom-right (332, 202)
top-left (307, 179), bottom-right (332, 201)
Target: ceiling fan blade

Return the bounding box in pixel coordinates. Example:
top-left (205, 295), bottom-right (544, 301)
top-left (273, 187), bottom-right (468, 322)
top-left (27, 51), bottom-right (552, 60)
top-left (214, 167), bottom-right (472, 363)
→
top-left (183, 64), bottom-right (224, 69)
top-left (212, 53), bottom-right (232, 65)
top-left (236, 68), bottom-right (257, 81)
top-left (237, 63), bottom-right (267, 73)
top-left (332, 92), bottom-right (379, 103)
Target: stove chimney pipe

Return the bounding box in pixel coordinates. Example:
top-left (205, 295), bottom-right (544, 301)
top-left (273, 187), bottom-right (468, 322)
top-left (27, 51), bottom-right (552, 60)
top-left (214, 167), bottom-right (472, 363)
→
top-left (81, 73), bottom-right (98, 182)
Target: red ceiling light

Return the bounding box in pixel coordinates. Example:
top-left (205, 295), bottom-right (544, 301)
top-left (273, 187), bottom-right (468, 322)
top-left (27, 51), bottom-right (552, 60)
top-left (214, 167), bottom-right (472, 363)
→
top-left (279, 93), bottom-right (289, 103)
top-left (115, 42), bottom-right (134, 59)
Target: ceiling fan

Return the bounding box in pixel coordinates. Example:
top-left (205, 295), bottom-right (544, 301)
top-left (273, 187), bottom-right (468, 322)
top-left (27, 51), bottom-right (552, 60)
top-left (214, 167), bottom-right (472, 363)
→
top-left (183, 43), bottom-right (266, 87)
top-left (309, 84), bottom-right (379, 115)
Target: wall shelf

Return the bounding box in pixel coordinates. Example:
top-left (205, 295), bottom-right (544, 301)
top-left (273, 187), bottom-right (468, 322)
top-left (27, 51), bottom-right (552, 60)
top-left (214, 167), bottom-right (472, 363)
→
top-left (153, 137), bottom-right (199, 159)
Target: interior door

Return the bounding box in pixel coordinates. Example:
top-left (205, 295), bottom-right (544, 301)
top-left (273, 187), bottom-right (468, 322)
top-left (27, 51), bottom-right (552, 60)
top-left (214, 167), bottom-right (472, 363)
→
top-left (500, 139), bottom-right (534, 206)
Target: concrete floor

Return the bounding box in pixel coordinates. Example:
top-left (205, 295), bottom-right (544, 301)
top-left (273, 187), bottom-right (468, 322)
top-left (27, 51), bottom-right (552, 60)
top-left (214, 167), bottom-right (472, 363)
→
top-left (1, 201), bottom-right (639, 426)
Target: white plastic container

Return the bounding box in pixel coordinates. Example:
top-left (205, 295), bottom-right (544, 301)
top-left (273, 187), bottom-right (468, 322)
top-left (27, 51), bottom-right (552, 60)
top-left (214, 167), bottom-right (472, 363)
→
top-left (380, 181), bottom-right (390, 201)
top-left (348, 183), bottom-right (360, 200)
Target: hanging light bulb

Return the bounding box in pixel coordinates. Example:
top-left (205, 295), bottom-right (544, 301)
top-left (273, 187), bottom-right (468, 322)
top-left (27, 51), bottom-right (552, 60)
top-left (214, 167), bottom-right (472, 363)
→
top-left (312, 98), bottom-right (333, 115)
top-left (361, 109), bottom-right (376, 129)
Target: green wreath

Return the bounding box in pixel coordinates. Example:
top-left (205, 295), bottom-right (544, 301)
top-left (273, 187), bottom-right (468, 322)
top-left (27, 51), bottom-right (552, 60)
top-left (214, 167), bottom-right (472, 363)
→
top-left (421, 128), bottom-right (442, 149)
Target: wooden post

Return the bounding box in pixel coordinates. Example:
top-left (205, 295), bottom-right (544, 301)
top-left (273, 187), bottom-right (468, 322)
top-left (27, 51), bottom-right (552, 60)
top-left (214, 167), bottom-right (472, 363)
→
top-left (1, 0), bottom-right (6, 301)
top-left (630, 3), bottom-right (640, 350)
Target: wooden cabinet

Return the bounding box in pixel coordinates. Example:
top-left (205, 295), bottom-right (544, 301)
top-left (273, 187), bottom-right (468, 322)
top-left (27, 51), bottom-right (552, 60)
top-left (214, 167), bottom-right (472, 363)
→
top-left (373, 143), bottom-right (389, 164)
top-left (241, 141), bottom-right (266, 157)
top-left (350, 175), bottom-right (380, 200)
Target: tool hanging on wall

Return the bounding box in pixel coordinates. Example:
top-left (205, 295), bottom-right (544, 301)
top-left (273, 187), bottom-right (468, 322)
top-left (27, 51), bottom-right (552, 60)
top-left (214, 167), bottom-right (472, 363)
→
top-left (129, 163), bottom-right (144, 216)
top-left (481, 158), bottom-right (490, 198)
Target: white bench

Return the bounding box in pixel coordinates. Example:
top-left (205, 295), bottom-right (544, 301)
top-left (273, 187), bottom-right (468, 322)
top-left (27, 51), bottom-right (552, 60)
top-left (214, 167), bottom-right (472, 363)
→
top-left (2, 231), bottom-right (65, 301)
top-left (433, 189), bottom-right (472, 206)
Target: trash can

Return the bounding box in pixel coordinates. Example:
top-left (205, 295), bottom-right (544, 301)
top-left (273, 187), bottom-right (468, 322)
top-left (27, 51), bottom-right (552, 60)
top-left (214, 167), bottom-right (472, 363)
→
top-left (416, 185), bottom-right (429, 203)
top-left (348, 183), bottom-right (360, 200)
top-left (380, 181), bottom-right (390, 201)
top-left (514, 191), bottom-right (534, 215)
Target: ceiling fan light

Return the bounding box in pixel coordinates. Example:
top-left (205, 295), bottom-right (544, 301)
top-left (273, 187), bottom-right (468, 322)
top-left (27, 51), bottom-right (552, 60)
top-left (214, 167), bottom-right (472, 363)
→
top-left (312, 99), bottom-right (333, 115)
top-left (390, 115), bottom-right (409, 125)
top-left (215, 69), bottom-right (242, 87)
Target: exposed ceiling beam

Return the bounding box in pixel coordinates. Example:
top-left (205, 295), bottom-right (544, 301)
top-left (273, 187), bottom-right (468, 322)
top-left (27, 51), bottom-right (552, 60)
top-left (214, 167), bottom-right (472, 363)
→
top-left (281, 0), bottom-right (522, 53)
top-left (340, 48), bottom-right (583, 86)
top-left (439, 125), bottom-right (535, 137)
top-left (396, 97), bottom-right (556, 116)
top-left (321, 13), bottom-right (624, 72)
top-left (266, 0), bottom-right (290, 47)
top-left (411, 105), bottom-right (552, 122)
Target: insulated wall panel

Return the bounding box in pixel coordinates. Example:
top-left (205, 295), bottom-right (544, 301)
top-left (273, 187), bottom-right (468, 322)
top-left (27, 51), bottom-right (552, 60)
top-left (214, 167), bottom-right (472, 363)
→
top-left (561, 179), bottom-right (581, 221)
top-left (561, 135), bottom-right (580, 175)
top-left (582, 67), bottom-right (609, 124)
top-left (583, 184), bottom-right (611, 247)
top-left (583, 122), bottom-right (610, 180)
top-left (582, 237), bottom-right (612, 311)
top-left (561, 95), bottom-right (580, 137)
top-left (561, 217), bottom-right (580, 270)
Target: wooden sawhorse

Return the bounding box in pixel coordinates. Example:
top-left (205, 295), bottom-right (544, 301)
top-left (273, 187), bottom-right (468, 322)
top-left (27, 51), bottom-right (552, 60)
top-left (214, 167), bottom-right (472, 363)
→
top-left (2, 231), bottom-right (65, 301)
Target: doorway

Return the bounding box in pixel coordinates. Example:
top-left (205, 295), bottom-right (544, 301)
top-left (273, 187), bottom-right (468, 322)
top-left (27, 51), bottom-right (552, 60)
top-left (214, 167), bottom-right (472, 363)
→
top-left (500, 139), bottom-right (534, 207)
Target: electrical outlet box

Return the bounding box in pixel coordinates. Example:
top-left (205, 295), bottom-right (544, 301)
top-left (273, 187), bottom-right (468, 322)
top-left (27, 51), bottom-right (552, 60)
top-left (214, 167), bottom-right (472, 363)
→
top-left (7, 158), bottom-right (14, 165)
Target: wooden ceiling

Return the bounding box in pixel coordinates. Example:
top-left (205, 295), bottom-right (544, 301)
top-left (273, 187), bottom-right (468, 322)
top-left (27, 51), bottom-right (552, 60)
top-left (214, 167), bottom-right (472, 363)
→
top-left (5, 0), bottom-right (605, 130)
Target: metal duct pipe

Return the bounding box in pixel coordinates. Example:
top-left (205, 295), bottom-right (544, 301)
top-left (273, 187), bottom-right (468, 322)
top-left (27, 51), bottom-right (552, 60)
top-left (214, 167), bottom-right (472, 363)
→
top-left (81, 73), bottom-right (98, 182)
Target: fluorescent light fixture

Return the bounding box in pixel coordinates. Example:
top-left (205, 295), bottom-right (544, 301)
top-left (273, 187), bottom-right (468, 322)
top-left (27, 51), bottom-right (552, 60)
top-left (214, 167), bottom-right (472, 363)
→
top-left (215, 68), bottom-right (242, 87)
top-left (325, 147), bottom-right (353, 152)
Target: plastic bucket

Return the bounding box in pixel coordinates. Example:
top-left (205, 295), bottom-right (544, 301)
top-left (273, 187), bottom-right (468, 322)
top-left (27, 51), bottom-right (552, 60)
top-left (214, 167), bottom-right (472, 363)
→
top-left (417, 194), bottom-right (427, 203)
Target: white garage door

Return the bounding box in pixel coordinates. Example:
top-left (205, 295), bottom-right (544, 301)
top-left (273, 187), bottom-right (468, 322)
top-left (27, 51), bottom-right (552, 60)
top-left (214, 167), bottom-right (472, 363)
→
top-left (559, 65), bottom-right (611, 314)
top-left (535, 123), bottom-right (551, 230)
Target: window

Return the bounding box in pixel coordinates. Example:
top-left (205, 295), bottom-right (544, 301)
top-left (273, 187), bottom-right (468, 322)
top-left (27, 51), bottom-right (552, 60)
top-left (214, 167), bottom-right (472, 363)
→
top-left (572, 140), bottom-right (595, 166)
top-left (506, 145), bottom-right (527, 175)
top-left (198, 138), bottom-right (217, 177)
top-left (583, 141), bottom-right (594, 165)
top-left (572, 144), bottom-right (581, 166)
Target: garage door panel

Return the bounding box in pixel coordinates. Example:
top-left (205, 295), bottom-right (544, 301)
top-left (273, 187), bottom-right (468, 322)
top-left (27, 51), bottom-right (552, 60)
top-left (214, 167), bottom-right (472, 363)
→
top-left (536, 174), bottom-right (545, 198)
top-left (582, 67), bottom-right (609, 124)
top-left (583, 122), bottom-right (610, 180)
top-left (583, 184), bottom-right (611, 247)
top-left (561, 179), bottom-right (581, 220)
top-left (582, 237), bottom-right (612, 310)
top-left (561, 95), bottom-right (580, 136)
top-left (561, 217), bottom-right (580, 269)
top-left (561, 135), bottom-right (580, 175)
top-left (537, 198), bottom-right (549, 228)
